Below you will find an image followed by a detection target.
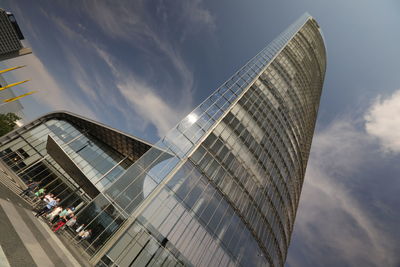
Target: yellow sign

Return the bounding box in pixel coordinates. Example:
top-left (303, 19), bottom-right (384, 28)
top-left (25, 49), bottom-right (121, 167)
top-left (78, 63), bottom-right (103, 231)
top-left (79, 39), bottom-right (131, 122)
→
top-left (3, 91), bottom-right (37, 103)
top-left (0, 65), bottom-right (26, 74)
top-left (0, 80), bottom-right (30, 91)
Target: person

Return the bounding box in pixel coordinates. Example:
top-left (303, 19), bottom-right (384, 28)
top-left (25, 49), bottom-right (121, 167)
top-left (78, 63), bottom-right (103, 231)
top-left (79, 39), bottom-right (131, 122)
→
top-left (77, 229), bottom-right (92, 243)
top-left (51, 208), bottom-right (68, 224)
top-left (46, 206), bottom-right (62, 222)
top-left (43, 193), bottom-right (54, 203)
top-left (52, 213), bottom-right (74, 233)
top-left (35, 198), bottom-right (60, 217)
top-left (19, 181), bottom-right (39, 197)
top-left (75, 224), bottom-right (85, 233)
top-left (65, 216), bottom-right (77, 229)
top-left (68, 207), bottom-right (75, 215)
top-left (34, 192), bottom-right (53, 212)
top-left (34, 188), bottom-right (46, 199)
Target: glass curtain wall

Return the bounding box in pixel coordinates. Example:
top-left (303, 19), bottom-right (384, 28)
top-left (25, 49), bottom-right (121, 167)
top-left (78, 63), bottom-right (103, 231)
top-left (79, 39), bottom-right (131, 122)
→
top-left (75, 13), bottom-right (326, 267)
top-left (0, 119), bottom-right (132, 208)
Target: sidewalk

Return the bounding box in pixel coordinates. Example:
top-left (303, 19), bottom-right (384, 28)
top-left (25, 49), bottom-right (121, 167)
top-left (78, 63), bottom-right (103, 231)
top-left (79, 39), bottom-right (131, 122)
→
top-left (0, 175), bottom-right (90, 266)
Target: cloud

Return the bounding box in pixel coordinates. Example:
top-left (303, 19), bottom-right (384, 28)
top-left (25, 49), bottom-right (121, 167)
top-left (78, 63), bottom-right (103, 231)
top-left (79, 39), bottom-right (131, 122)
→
top-left (81, 0), bottom-right (215, 91)
top-left (9, 0), bottom-right (216, 138)
top-left (365, 90), bottom-right (400, 153)
top-left (178, 0), bottom-right (216, 42)
top-left (92, 45), bottom-right (188, 136)
top-left (45, 14), bottom-right (116, 108)
top-left (41, 10), bottom-right (191, 137)
top-left (286, 108), bottom-right (399, 266)
top-left (83, 0), bottom-right (215, 42)
top-left (116, 75), bottom-right (183, 136)
top-left (4, 1), bottom-right (216, 139)
top-left (83, 0), bottom-right (197, 92)
top-left (181, 0), bottom-right (216, 30)
top-left (2, 53), bottom-right (97, 120)
top-left (63, 50), bottom-right (100, 103)
top-left (75, 0), bottom-right (212, 136)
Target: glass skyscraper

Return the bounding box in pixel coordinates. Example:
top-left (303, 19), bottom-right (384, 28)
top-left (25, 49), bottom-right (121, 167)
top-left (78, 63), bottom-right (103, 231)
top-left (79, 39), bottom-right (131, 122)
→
top-left (0, 12), bottom-right (325, 266)
top-left (79, 13), bottom-right (327, 267)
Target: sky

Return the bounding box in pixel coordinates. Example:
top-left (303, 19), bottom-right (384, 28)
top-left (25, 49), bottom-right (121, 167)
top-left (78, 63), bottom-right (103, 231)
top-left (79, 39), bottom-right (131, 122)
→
top-left (1, 0), bottom-right (400, 266)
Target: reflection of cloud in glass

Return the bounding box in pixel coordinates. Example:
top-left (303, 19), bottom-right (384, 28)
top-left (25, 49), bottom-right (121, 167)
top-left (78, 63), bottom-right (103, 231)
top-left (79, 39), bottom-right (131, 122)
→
top-left (143, 153), bottom-right (178, 198)
top-left (143, 174), bottom-right (157, 198)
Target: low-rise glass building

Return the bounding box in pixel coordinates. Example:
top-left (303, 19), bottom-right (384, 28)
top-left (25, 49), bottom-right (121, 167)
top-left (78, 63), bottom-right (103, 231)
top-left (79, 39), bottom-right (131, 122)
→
top-left (0, 111), bottom-right (152, 208)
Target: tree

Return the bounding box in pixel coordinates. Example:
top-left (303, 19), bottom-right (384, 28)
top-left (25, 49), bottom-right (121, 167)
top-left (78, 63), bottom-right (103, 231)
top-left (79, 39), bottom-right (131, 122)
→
top-left (0, 113), bottom-right (21, 137)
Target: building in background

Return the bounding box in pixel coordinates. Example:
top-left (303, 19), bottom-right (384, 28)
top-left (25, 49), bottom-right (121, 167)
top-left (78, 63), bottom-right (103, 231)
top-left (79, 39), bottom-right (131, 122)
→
top-left (0, 7), bottom-right (34, 119)
top-left (0, 111), bottom-right (152, 210)
top-left (0, 8), bottom-right (31, 61)
top-left (68, 13), bottom-right (326, 267)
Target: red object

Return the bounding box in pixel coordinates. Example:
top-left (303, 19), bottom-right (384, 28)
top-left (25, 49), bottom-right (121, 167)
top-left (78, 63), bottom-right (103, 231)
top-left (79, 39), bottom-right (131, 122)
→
top-left (52, 221), bottom-right (66, 232)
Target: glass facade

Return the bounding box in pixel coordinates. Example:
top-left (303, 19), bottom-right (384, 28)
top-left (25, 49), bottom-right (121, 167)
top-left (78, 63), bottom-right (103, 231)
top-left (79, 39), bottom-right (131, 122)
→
top-left (0, 112), bottom-right (154, 257)
top-left (0, 118), bottom-right (134, 208)
top-left (81, 13), bottom-right (327, 267)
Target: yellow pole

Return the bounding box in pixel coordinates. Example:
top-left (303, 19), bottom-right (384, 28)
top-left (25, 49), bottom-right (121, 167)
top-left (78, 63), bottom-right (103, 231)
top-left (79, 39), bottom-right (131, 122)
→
top-left (0, 80), bottom-right (30, 91)
top-left (0, 65), bottom-right (26, 74)
top-left (3, 91), bottom-right (37, 103)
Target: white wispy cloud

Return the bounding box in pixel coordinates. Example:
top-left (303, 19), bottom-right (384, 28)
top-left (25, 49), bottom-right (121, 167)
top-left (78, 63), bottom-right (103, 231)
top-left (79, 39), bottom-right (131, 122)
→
top-left (286, 96), bottom-right (400, 266)
top-left (46, 14), bottom-right (114, 107)
top-left (365, 89), bottom-right (400, 153)
top-left (31, 0), bottom-right (217, 137)
top-left (91, 45), bottom-right (187, 136)
top-left (69, 0), bottom-right (216, 136)
top-left (42, 10), bottom-right (185, 136)
top-left (116, 75), bottom-right (183, 136)
top-left (82, 0), bottom-right (197, 95)
top-left (64, 50), bottom-right (100, 103)
top-left (178, 0), bottom-right (216, 42)
top-left (181, 0), bottom-right (216, 30)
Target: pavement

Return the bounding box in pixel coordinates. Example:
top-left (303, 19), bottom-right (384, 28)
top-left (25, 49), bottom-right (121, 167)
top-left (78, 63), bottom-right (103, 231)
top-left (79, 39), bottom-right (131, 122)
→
top-left (0, 165), bottom-right (90, 267)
